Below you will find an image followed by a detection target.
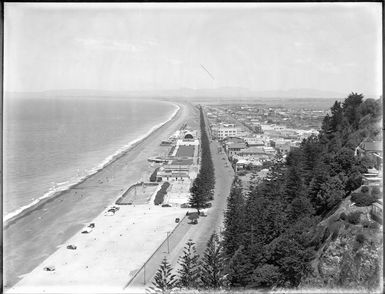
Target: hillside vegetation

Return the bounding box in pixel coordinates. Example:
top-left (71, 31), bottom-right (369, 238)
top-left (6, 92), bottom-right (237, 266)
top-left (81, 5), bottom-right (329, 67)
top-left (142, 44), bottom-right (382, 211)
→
top-left (222, 93), bottom-right (382, 291)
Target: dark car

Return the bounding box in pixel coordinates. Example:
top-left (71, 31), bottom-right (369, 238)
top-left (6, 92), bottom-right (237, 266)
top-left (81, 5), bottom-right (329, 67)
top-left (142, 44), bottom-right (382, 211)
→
top-left (175, 218), bottom-right (180, 223)
top-left (162, 204), bottom-right (171, 207)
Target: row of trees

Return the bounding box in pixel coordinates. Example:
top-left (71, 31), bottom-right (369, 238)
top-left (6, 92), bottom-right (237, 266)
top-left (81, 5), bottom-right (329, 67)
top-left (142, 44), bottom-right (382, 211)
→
top-left (149, 234), bottom-right (226, 293)
top-left (189, 106), bottom-right (215, 213)
top-left (219, 93), bottom-right (382, 289)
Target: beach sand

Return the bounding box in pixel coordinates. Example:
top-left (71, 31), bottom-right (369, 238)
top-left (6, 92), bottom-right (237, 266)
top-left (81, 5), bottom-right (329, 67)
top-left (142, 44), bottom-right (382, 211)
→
top-left (7, 204), bottom-right (187, 293)
top-left (4, 101), bottom-right (199, 289)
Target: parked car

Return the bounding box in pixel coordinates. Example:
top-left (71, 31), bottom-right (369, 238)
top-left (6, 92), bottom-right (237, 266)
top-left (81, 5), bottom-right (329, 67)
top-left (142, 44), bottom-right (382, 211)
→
top-left (162, 204), bottom-right (171, 207)
top-left (43, 266), bottom-right (55, 271)
top-left (175, 218), bottom-right (180, 223)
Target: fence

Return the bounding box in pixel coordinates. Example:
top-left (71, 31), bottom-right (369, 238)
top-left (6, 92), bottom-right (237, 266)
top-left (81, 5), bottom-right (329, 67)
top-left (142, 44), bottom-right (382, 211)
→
top-left (124, 212), bottom-right (190, 288)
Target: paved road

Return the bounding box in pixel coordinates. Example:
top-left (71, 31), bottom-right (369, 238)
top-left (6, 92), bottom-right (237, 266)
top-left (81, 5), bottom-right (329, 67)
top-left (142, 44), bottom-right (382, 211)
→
top-left (127, 106), bottom-right (234, 289)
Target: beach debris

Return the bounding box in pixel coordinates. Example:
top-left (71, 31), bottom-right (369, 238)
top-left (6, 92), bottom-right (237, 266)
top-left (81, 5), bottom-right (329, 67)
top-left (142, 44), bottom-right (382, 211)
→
top-left (66, 245), bottom-right (77, 250)
top-left (88, 223), bottom-right (95, 228)
top-left (43, 266), bottom-right (55, 271)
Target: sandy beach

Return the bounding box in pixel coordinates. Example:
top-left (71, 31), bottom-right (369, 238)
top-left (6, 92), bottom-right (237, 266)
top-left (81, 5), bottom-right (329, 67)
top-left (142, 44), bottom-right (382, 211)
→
top-left (4, 100), bottom-right (199, 290)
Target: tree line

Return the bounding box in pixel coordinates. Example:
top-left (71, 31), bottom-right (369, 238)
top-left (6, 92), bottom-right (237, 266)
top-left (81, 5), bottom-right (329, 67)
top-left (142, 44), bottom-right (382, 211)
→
top-left (189, 106), bottom-right (215, 213)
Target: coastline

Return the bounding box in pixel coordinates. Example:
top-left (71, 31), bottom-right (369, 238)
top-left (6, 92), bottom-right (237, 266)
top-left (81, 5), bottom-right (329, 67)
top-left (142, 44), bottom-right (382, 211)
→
top-left (4, 101), bottom-right (180, 226)
top-left (4, 100), bottom-right (198, 289)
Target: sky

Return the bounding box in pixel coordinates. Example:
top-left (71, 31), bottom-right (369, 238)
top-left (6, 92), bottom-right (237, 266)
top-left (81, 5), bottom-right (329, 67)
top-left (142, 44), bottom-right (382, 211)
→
top-left (4, 3), bottom-right (383, 96)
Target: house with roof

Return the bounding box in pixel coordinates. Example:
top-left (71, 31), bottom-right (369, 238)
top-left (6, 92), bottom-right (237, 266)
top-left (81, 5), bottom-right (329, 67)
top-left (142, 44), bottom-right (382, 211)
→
top-left (226, 142), bottom-right (247, 157)
top-left (355, 140), bottom-right (383, 169)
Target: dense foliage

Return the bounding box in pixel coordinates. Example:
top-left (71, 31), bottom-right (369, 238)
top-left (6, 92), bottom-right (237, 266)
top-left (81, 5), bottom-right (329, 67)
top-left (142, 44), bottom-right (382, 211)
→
top-left (150, 167), bottom-right (161, 182)
top-left (189, 106), bottom-right (215, 212)
top-left (220, 93), bottom-right (382, 290)
top-left (154, 182), bottom-right (170, 205)
top-left (150, 233), bottom-right (225, 292)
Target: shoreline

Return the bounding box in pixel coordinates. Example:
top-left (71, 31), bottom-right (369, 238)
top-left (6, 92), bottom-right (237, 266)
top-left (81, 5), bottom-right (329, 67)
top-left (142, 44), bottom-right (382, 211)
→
top-left (4, 100), bottom-right (198, 289)
top-left (4, 101), bottom-right (181, 227)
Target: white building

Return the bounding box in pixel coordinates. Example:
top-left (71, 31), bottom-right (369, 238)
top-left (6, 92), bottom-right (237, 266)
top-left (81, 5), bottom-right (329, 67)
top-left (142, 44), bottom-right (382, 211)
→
top-left (212, 125), bottom-right (239, 140)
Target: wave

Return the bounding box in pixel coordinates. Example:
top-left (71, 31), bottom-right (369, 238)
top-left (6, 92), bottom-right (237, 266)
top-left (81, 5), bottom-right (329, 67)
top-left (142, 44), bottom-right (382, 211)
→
top-left (4, 102), bottom-right (181, 224)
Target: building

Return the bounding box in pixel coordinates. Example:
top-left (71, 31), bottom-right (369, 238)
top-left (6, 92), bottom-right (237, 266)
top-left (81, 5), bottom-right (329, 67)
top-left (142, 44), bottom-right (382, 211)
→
top-left (244, 137), bottom-right (265, 147)
top-left (355, 140), bottom-right (383, 169)
top-left (226, 142), bottom-right (247, 157)
top-left (157, 129), bottom-right (200, 181)
top-left (211, 123), bottom-right (240, 140)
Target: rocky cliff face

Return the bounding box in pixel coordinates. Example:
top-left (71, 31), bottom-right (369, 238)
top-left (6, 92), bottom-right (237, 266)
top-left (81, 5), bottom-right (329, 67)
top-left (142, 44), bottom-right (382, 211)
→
top-left (301, 196), bottom-right (383, 292)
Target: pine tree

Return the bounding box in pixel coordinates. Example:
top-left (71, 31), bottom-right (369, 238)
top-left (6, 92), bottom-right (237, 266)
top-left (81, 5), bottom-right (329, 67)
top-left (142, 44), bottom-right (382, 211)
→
top-left (224, 245), bottom-right (253, 287)
top-left (148, 257), bottom-right (177, 294)
top-left (189, 175), bottom-right (206, 214)
top-left (200, 232), bottom-right (225, 289)
top-left (223, 183), bottom-right (246, 257)
top-left (176, 239), bottom-right (200, 290)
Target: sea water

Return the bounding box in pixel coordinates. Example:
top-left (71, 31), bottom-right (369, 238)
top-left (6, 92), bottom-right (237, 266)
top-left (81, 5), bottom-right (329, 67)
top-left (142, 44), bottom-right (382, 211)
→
top-left (3, 96), bottom-right (178, 219)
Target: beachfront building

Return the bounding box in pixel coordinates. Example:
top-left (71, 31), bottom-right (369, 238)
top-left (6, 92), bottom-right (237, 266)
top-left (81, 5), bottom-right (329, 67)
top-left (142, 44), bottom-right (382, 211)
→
top-left (157, 129), bottom-right (200, 181)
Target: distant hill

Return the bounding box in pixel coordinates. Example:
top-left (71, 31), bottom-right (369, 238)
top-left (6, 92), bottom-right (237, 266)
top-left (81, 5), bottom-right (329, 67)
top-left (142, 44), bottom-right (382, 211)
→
top-left (5, 88), bottom-right (379, 102)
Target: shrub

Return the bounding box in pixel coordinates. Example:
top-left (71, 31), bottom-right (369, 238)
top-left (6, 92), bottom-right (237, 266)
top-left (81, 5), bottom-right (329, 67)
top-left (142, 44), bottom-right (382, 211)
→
top-left (340, 212), bottom-right (347, 221)
top-left (150, 167), bottom-right (160, 182)
top-left (154, 182), bottom-right (170, 205)
top-left (351, 192), bottom-right (376, 207)
top-left (361, 186), bottom-right (369, 193)
top-left (369, 222), bottom-right (380, 230)
top-left (347, 211), bottom-right (362, 225)
top-left (371, 186), bottom-right (381, 197)
top-left (362, 219), bottom-right (370, 228)
top-left (356, 233), bottom-right (366, 244)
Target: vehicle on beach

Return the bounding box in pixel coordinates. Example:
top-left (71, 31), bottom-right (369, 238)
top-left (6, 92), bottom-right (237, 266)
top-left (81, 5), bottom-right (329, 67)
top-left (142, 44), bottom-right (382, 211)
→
top-left (175, 218), bottom-right (180, 223)
top-left (105, 206), bottom-right (120, 216)
top-left (43, 266), bottom-right (55, 271)
top-left (81, 227), bottom-right (93, 234)
top-left (66, 245), bottom-right (77, 250)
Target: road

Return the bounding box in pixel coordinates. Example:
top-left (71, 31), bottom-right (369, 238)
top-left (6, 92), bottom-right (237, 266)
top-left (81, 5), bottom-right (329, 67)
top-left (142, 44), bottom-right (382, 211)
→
top-left (127, 106), bottom-right (234, 290)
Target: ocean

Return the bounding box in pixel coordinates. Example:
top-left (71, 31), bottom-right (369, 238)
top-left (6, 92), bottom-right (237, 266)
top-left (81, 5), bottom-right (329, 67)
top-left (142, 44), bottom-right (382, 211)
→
top-left (3, 96), bottom-right (178, 220)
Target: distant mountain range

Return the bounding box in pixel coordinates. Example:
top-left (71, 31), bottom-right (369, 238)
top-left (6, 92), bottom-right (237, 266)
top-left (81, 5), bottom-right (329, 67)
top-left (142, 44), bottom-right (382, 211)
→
top-left (5, 88), bottom-right (379, 100)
